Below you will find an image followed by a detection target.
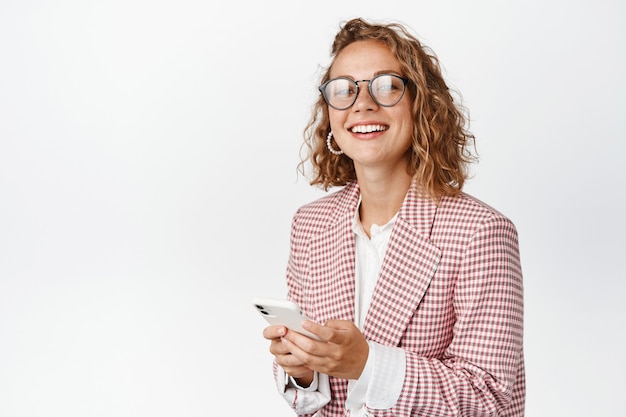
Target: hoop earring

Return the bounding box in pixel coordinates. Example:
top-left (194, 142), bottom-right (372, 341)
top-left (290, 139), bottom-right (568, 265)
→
top-left (326, 132), bottom-right (344, 155)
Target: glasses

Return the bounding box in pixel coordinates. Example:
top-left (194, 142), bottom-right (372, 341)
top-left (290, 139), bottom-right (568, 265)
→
top-left (319, 74), bottom-right (409, 110)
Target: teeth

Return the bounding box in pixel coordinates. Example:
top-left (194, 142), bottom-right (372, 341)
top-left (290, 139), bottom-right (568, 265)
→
top-left (351, 124), bottom-right (386, 134)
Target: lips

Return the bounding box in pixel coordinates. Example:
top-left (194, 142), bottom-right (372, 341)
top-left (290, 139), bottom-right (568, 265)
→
top-left (350, 124), bottom-right (388, 134)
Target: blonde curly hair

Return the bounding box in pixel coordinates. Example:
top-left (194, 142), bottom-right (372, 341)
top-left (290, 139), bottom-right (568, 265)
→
top-left (301, 18), bottom-right (476, 200)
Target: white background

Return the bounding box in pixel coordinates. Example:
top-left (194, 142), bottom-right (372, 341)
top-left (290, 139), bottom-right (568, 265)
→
top-left (1, 0), bottom-right (624, 415)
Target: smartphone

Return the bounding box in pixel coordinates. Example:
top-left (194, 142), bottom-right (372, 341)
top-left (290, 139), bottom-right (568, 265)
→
top-left (252, 297), bottom-right (321, 340)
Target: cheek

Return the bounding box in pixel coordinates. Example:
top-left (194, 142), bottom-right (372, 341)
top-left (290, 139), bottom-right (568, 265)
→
top-left (397, 109), bottom-right (414, 138)
top-left (328, 112), bottom-right (345, 132)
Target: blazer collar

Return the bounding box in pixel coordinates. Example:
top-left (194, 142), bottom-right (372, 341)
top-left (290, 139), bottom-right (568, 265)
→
top-left (329, 182), bottom-right (437, 234)
top-left (328, 181), bottom-right (439, 238)
top-left (363, 184), bottom-right (442, 346)
top-left (398, 181), bottom-right (439, 239)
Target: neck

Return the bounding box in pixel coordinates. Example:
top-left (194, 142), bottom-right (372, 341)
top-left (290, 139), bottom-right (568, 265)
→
top-left (356, 166), bottom-right (413, 236)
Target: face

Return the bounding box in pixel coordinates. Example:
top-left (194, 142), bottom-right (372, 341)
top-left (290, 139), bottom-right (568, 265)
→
top-left (328, 40), bottom-right (413, 177)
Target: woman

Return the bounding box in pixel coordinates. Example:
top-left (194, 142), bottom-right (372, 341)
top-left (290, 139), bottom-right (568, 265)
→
top-left (263, 18), bottom-right (525, 417)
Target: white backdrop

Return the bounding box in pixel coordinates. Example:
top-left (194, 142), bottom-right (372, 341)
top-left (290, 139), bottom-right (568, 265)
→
top-left (1, 0), bottom-right (624, 415)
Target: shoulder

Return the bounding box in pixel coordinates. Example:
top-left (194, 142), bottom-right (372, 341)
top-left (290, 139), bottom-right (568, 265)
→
top-left (441, 192), bottom-right (508, 218)
top-left (291, 183), bottom-right (359, 235)
top-left (436, 192), bottom-right (518, 237)
top-left (295, 188), bottom-right (346, 218)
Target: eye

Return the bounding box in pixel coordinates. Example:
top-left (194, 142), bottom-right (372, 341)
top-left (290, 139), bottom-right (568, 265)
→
top-left (328, 79), bottom-right (356, 98)
top-left (373, 75), bottom-right (402, 94)
top-left (375, 83), bottom-right (394, 93)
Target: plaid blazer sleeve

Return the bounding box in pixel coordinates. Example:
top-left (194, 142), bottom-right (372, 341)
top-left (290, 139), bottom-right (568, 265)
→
top-left (387, 209), bottom-right (525, 417)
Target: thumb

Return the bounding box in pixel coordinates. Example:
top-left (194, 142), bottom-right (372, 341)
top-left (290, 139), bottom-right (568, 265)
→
top-left (323, 319), bottom-right (354, 330)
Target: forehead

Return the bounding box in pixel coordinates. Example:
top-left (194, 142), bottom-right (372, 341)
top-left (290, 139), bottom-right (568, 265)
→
top-left (330, 40), bottom-right (401, 78)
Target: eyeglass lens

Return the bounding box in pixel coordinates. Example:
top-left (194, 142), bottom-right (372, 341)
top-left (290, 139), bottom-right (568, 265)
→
top-left (322, 74), bottom-right (406, 110)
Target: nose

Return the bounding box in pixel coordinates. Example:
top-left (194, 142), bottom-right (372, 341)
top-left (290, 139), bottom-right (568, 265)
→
top-left (352, 81), bottom-right (378, 111)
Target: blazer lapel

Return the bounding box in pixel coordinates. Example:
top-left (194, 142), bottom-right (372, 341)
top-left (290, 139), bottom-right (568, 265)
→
top-left (363, 188), bottom-right (442, 346)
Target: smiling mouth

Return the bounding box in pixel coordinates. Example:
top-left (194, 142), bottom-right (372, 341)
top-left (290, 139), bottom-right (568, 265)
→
top-left (350, 124), bottom-right (388, 134)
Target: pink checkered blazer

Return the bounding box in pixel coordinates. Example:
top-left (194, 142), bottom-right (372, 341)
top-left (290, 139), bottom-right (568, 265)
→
top-left (281, 182), bottom-right (525, 416)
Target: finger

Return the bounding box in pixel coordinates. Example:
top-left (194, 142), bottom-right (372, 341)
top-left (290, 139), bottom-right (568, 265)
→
top-left (269, 338), bottom-right (290, 356)
top-left (276, 350), bottom-right (306, 368)
top-left (262, 325), bottom-right (287, 340)
top-left (280, 334), bottom-right (327, 371)
top-left (323, 319), bottom-right (357, 331)
top-left (318, 319), bottom-right (354, 343)
top-left (283, 329), bottom-right (324, 356)
top-left (301, 320), bottom-right (336, 342)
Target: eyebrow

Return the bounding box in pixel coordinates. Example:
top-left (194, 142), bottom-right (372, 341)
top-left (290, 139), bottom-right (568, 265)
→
top-left (330, 70), bottom-right (403, 80)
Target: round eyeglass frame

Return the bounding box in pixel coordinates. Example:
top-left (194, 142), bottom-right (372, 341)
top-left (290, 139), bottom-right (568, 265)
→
top-left (318, 74), bottom-right (410, 110)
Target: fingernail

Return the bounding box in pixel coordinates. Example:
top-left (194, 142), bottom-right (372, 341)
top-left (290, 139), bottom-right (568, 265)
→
top-left (278, 327), bottom-right (285, 336)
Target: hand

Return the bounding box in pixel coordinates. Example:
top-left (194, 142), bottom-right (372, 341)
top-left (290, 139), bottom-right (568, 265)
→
top-left (263, 325), bottom-right (315, 384)
top-left (280, 319), bottom-right (369, 380)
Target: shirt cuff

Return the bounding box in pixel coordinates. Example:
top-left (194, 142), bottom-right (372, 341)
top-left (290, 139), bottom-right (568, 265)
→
top-left (287, 370), bottom-right (319, 392)
top-left (345, 341), bottom-right (406, 412)
top-left (276, 367), bottom-right (331, 415)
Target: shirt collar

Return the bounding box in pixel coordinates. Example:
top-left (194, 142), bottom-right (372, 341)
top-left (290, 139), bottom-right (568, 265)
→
top-left (352, 196), bottom-right (399, 239)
